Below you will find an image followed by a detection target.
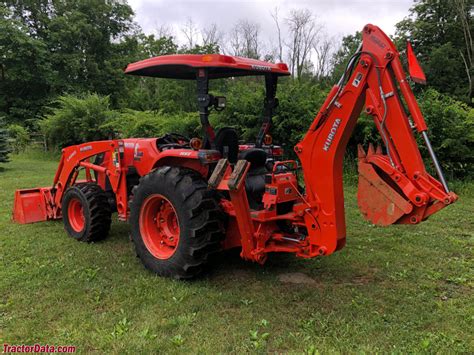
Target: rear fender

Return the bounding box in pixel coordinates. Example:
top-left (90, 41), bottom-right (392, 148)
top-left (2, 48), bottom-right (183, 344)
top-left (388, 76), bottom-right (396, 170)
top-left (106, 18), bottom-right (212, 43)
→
top-left (154, 156), bottom-right (208, 177)
top-left (152, 149), bottom-right (220, 177)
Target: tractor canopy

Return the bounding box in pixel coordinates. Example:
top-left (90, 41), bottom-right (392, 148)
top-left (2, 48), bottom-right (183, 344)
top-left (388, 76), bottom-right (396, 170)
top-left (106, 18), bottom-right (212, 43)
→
top-left (124, 54), bottom-right (290, 149)
top-left (124, 54), bottom-right (290, 79)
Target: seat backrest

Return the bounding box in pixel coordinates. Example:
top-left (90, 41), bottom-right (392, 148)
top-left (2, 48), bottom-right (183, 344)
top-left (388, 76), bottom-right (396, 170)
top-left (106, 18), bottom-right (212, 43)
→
top-left (239, 148), bottom-right (267, 169)
top-left (214, 127), bottom-right (239, 164)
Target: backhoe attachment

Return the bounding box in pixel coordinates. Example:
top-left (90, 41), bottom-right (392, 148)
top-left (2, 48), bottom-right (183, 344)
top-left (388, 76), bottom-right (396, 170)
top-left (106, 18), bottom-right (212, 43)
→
top-left (295, 24), bottom-right (458, 255)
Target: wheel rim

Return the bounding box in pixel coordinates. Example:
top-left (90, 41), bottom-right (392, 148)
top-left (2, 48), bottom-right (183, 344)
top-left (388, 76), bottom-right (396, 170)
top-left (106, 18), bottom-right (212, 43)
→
top-left (68, 198), bottom-right (85, 232)
top-left (139, 194), bottom-right (180, 259)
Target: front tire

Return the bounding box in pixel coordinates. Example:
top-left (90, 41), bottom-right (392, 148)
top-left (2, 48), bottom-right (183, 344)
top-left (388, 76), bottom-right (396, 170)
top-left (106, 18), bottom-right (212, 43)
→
top-left (62, 183), bottom-right (112, 242)
top-left (129, 167), bottom-right (224, 279)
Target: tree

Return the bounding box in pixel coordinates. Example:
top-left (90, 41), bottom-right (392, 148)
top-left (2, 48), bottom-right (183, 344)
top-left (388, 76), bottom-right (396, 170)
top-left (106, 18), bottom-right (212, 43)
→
top-left (201, 23), bottom-right (222, 47)
top-left (181, 18), bottom-right (200, 50)
top-left (395, 0), bottom-right (473, 102)
top-left (285, 9), bottom-right (321, 78)
top-left (0, 118), bottom-right (11, 163)
top-left (229, 20), bottom-right (261, 59)
top-left (454, 0), bottom-right (473, 100)
top-left (270, 7), bottom-right (284, 62)
top-left (2, 0), bottom-right (136, 122)
top-left (0, 4), bottom-right (53, 124)
top-left (313, 36), bottom-right (335, 82)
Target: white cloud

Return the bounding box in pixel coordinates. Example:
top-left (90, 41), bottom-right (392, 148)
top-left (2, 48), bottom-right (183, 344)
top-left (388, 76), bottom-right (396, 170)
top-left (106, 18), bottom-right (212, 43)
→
top-left (127, 0), bottom-right (413, 58)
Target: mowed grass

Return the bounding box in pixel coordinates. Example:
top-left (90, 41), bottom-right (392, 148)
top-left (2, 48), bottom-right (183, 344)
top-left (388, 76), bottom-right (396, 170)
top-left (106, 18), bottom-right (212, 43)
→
top-left (0, 152), bottom-right (473, 353)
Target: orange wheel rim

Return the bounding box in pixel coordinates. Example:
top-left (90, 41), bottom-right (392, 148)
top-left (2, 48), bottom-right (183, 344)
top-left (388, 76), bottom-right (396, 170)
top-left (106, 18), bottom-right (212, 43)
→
top-left (139, 194), bottom-right (180, 259)
top-left (68, 198), bottom-right (85, 232)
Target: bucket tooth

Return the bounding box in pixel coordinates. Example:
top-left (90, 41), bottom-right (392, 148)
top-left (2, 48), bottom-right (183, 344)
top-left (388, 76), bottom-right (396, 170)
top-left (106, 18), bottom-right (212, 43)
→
top-left (376, 144), bottom-right (383, 155)
top-left (367, 143), bottom-right (375, 156)
top-left (357, 144), bottom-right (366, 159)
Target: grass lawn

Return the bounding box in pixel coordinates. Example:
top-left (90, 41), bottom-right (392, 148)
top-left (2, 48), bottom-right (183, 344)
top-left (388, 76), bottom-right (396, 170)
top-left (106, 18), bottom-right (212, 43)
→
top-left (1, 152), bottom-right (473, 353)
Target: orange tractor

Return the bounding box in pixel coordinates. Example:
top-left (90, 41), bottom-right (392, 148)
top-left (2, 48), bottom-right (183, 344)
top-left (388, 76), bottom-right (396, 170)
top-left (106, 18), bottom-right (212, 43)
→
top-left (13, 24), bottom-right (457, 278)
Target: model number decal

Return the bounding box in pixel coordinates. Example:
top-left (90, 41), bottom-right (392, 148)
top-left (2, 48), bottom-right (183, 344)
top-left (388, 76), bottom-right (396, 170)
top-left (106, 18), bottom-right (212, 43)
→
top-left (323, 118), bottom-right (342, 152)
top-left (352, 72), bottom-right (363, 87)
top-left (80, 145), bottom-right (92, 152)
top-left (251, 64), bottom-right (271, 71)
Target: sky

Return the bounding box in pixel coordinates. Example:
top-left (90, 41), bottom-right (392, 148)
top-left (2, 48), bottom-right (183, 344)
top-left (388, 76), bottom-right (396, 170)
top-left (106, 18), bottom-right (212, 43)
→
top-left (127, 0), bottom-right (414, 54)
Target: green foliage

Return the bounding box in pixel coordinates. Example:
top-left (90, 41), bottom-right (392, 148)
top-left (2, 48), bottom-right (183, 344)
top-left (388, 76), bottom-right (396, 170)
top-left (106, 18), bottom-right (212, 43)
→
top-left (7, 124), bottom-right (30, 153)
top-left (0, 117), bottom-right (11, 163)
top-left (272, 80), bottom-right (328, 145)
top-left (103, 109), bottom-right (200, 138)
top-left (40, 94), bottom-right (115, 149)
top-left (0, 4), bottom-right (53, 124)
top-left (212, 78), bottom-right (328, 147)
top-left (395, 0), bottom-right (472, 101)
top-left (122, 79), bottom-right (196, 113)
top-left (1, 0), bottom-right (135, 122)
top-left (417, 88), bottom-right (474, 176)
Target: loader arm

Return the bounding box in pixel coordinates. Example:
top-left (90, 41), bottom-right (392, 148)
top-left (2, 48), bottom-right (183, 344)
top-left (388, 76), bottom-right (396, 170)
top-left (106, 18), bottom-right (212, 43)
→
top-left (294, 24), bottom-right (458, 255)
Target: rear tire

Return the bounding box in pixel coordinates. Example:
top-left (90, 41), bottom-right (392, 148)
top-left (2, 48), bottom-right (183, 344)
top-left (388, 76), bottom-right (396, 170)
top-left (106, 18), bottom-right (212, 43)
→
top-left (62, 183), bottom-right (112, 242)
top-left (129, 167), bottom-right (224, 279)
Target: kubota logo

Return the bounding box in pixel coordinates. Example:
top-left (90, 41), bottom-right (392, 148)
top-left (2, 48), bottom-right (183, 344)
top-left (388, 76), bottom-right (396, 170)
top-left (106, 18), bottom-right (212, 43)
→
top-left (323, 118), bottom-right (342, 152)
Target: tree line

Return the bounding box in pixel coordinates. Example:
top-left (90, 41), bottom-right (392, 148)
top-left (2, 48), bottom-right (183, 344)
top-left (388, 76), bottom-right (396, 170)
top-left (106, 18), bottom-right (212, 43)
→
top-left (0, 0), bottom-right (472, 177)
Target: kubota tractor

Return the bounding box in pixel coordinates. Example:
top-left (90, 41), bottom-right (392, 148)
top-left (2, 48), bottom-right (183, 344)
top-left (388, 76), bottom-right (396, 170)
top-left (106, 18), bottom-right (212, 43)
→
top-left (13, 24), bottom-right (458, 279)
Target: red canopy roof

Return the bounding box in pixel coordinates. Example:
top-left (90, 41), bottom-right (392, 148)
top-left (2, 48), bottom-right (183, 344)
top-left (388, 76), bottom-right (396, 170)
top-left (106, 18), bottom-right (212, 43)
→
top-left (124, 54), bottom-right (290, 79)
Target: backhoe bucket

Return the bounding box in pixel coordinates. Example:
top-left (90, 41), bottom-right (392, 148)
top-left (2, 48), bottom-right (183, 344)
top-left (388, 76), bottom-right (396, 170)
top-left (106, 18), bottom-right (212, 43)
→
top-left (357, 145), bottom-right (413, 226)
top-left (13, 187), bottom-right (54, 224)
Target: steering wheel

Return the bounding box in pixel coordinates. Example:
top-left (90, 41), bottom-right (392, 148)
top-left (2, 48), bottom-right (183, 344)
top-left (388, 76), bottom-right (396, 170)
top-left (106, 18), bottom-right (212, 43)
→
top-left (167, 133), bottom-right (190, 143)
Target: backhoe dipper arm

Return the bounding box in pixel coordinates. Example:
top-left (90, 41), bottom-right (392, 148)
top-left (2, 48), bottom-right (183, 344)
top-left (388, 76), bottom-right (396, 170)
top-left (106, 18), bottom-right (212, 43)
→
top-left (294, 24), bottom-right (457, 256)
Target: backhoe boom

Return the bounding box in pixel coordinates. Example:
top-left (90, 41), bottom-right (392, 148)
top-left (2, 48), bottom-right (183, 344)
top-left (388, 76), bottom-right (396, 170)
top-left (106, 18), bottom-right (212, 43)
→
top-left (294, 24), bottom-right (457, 255)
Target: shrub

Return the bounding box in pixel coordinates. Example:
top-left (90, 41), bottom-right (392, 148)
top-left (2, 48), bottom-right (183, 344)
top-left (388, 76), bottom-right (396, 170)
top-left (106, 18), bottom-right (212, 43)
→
top-left (8, 124), bottom-right (30, 153)
top-left (417, 88), bottom-right (473, 178)
top-left (40, 94), bottom-right (115, 149)
top-left (103, 109), bottom-right (201, 139)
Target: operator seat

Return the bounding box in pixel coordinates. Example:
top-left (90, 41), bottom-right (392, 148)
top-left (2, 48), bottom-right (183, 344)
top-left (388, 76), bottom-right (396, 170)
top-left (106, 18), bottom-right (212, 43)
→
top-left (239, 148), bottom-right (268, 209)
top-left (213, 127), bottom-right (239, 164)
top-left (208, 128), bottom-right (268, 209)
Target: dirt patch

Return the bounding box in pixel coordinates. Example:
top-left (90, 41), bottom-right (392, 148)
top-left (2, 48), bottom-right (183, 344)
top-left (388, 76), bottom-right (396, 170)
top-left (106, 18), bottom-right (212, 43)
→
top-left (230, 268), bottom-right (255, 280)
top-left (278, 272), bottom-right (317, 285)
top-left (350, 275), bottom-right (374, 285)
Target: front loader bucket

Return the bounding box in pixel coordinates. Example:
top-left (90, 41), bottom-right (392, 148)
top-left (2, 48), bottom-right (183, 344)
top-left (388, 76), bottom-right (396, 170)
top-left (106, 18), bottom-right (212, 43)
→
top-left (357, 145), bottom-right (413, 226)
top-left (13, 187), bottom-right (54, 224)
